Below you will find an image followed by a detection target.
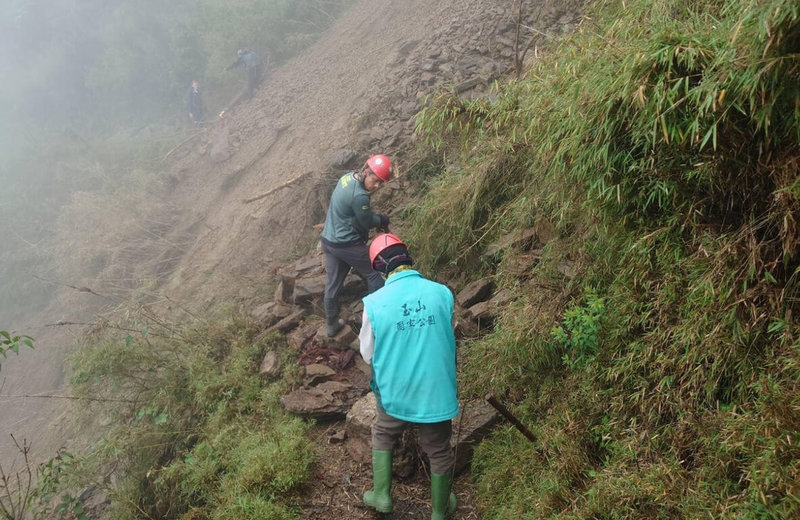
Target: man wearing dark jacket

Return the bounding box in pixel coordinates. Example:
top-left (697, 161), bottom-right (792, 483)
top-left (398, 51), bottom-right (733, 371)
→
top-left (320, 154), bottom-right (393, 337)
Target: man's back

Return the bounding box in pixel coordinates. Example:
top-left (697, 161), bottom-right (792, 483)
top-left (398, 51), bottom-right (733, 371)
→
top-left (364, 269), bottom-right (458, 423)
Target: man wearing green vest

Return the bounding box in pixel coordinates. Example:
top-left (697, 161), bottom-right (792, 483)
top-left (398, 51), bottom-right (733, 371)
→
top-left (321, 155), bottom-right (393, 337)
top-left (359, 233), bottom-right (458, 520)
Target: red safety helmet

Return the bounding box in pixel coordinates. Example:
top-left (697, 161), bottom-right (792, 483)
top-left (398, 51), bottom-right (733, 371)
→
top-left (369, 233), bottom-right (407, 272)
top-left (366, 154), bottom-right (394, 182)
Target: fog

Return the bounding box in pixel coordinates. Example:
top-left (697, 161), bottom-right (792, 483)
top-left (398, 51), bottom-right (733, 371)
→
top-left (1, 1), bottom-right (353, 330)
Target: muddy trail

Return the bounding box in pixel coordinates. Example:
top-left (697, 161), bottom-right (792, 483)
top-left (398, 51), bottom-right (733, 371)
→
top-left (1, 0), bottom-right (585, 517)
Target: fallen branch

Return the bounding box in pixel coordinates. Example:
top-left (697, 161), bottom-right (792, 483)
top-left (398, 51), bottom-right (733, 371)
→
top-left (485, 393), bottom-right (538, 443)
top-left (0, 393), bottom-right (135, 403)
top-left (243, 174), bottom-right (304, 204)
top-left (31, 274), bottom-right (109, 298)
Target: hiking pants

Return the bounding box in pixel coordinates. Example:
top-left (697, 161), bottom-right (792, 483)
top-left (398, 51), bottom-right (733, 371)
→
top-left (372, 408), bottom-right (454, 475)
top-left (322, 240), bottom-right (384, 319)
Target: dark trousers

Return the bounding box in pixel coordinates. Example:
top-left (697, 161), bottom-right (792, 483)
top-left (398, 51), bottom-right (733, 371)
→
top-left (372, 408), bottom-right (454, 475)
top-left (321, 240), bottom-right (383, 319)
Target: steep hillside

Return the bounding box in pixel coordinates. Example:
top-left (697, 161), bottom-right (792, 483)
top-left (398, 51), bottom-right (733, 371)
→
top-left (1, 0), bottom-right (586, 512)
top-left (151, 0), bottom-right (581, 308)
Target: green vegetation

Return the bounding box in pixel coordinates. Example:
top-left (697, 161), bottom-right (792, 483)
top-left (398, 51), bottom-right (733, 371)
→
top-left (412, 0), bottom-right (800, 517)
top-left (65, 313), bottom-right (311, 519)
top-left (0, 331), bottom-right (33, 372)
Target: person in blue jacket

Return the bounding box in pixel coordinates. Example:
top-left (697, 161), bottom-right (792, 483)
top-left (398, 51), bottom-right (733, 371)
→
top-left (226, 48), bottom-right (262, 98)
top-left (359, 233), bottom-right (458, 520)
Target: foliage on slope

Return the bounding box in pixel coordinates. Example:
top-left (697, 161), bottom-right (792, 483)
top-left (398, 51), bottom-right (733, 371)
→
top-left (67, 313), bottom-right (312, 520)
top-left (412, 0), bottom-right (800, 517)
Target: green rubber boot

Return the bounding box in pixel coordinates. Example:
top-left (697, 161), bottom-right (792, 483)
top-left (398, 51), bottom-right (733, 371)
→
top-left (363, 449), bottom-right (393, 513)
top-left (430, 472), bottom-right (457, 520)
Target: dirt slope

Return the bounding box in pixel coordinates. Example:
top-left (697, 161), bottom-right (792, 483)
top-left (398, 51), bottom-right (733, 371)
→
top-left (155, 0), bottom-right (582, 307)
top-left (1, 0), bottom-right (584, 515)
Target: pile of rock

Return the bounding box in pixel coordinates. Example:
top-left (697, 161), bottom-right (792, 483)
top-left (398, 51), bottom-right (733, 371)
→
top-left (247, 240), bottom-right (531, 473)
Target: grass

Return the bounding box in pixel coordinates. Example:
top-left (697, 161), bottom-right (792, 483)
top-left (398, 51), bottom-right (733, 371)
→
top-left (66, 310), bottom-right (311, 519)
top-left (410, 0), bottom-right (800, 517)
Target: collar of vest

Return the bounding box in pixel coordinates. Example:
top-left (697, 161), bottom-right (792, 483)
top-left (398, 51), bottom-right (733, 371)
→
top-left (385, 268), bottom-right (420, 285)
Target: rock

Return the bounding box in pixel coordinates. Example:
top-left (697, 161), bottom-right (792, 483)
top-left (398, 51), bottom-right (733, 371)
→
top-left (294, 255), bottom-right (323, 275)
top-left (292, 274), bottom-right (326, 303)
top-left (328, 429), bottom-right (347, 443)
top-left (316, 323), bottom-right (357, 350)
top-left (251, 302), bottom-right (276, 322)
top-left (451, 399), bottom-right (501, 475)
top-left (304, 363), bottom-right (336, 385)
top-left (456, 278), bottom-right (495, 308)
top-left (485, 227), bottom-right (539, 257)
top-left (467, 288), bottom-right (515, 320)
top-left (502, 251), bottom-right (542, 279)
top-left (454, 309), bottom-right (480, 338)
top-left (455, 77), bottom-right (483, 93)
top-left (466, 300), bottom-right (490, 320)
top-left (281, 381), bottom-right (366, 420)
top-left (354, 356), bottom-right (370, 376)
top-left (256, 308), bottom-right (307, 341)
top-left (274, 276), bottom-right (295, 304)
top-left (287, 321), bottom-right (319, 350)
top-left (259, 350), bottom-right (281, 378)
top-left (535, 218), bottom-right (558, 244)
top-left (495, 35), bottom-right (515, 48)
top-left (345, 392), bottom-right (377, 463)
top-left (328, 149), bottom-right (358, 169)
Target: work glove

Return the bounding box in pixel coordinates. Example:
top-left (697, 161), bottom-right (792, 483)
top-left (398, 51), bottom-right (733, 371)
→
top-left (378, 214), bottom-right (390, 232)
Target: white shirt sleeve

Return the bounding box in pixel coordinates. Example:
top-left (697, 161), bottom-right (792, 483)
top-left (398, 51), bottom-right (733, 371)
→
top-left (359, 307), bottom-right (375, 364)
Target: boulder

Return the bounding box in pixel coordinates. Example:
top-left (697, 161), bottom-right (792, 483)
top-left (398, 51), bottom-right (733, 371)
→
top-left (259, 350), bottom-right (281, 378)
top-left (293, 272), bottom-right (362, 304)
top-left (274, 276), bottom-right (295, 304)
top-left (502, 251), bottom-right (542, 279)
top-left (316, 323), bottom-right (357, 350)
top-left (467, 289), bottom-right (514, 320)
top-left (292, 274), bottom-right (326, 303)
top-left (303, 363), bottom-right (336, 385)
top-left (286, 320), bottom-right (320, 350)
top-left (484, 227), bottom-right (539, 258)
top-left (456, 278), bottom-right (495, 308)
top-left (256, 309), bottom-right (307, 340)
top-left (451, 399), bottom-right (501, 475)
top-left (281, 381), bottom-right (366, 420)
top-left (251, 301), bottom-right (277, 322)
top-left (327, 149), bottom-right (358, 169)
top-left (294, 255), bottom-right (323, 275)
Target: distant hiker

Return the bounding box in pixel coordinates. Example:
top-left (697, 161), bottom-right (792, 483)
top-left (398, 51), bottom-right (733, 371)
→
top-left (320, 154), bottom-right (393, 337)
top-left (187, 80), bottom-right (205, 125)
top-left (226, 48), bottom-right (261, 98)
top-left (359, 233), bottom-right (459, 520)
